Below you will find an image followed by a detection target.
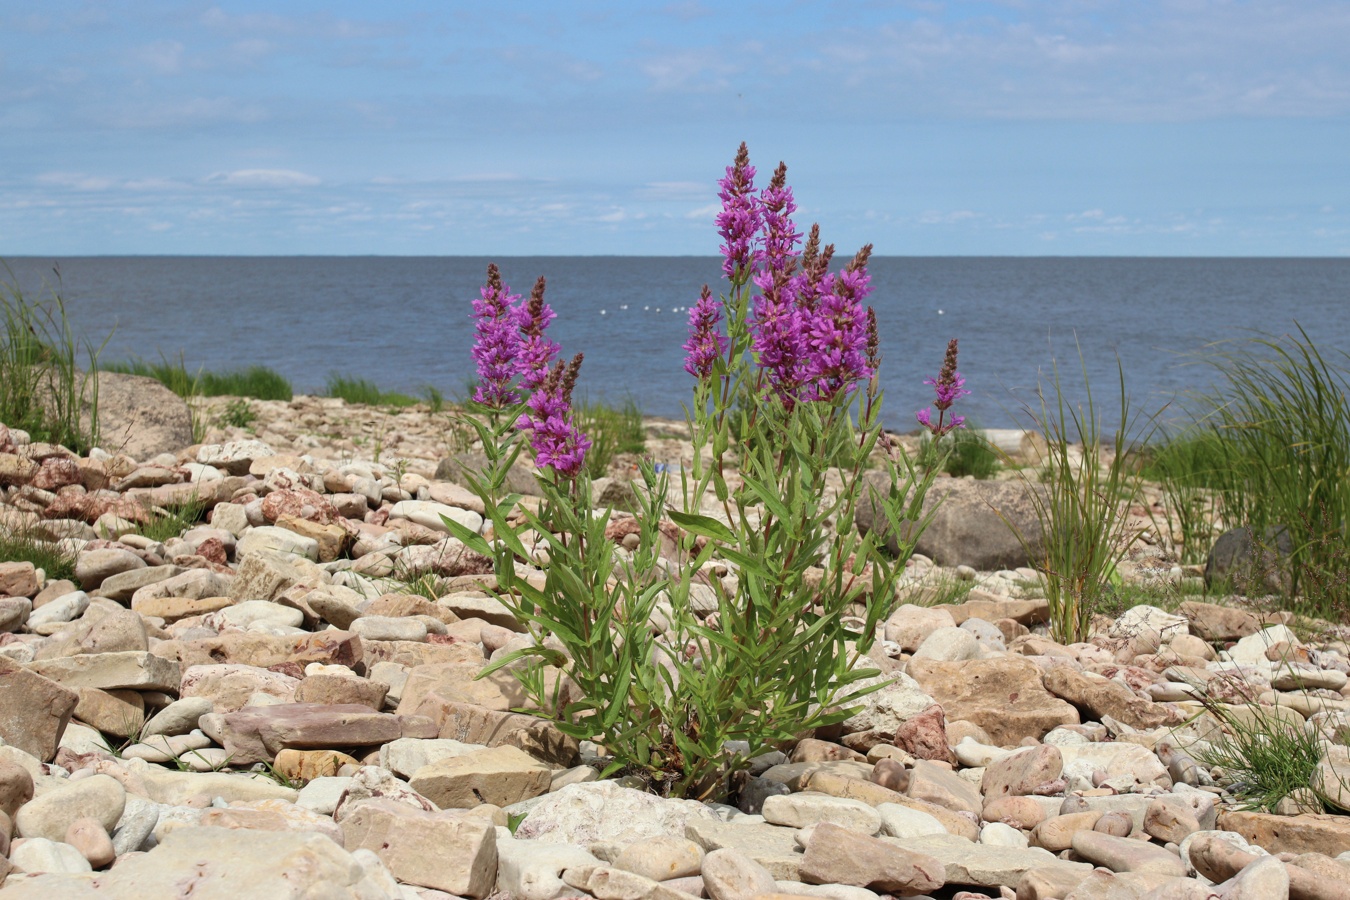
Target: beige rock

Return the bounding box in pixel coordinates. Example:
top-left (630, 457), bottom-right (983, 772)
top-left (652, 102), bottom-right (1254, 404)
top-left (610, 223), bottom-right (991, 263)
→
top-left (340, 797), bottom-right (498, 896)
top-left (982, 796), bottom-right (1050, 830)
top-left (293, 671), bottom-right (388, 709)
top-left (15, 774), bottom-right (125, 842)
top-left (0, 658), bottom-right (78, 761)
top-left (761, 792), bottom-right (883, 834)
top-left (1030, 811), bottom-right (1103, 853)
top-left (131, 594), bottom-right (232, 621)
top-left (416, 695), bottom-right (579, 767)
top-left (908, 657), bottom-right (1080, 745)
top-left (180, 663), bottom-right (300, 713)
top-left (1217, 809), bottom-right (1350, 858)
top-left (614, 835), bottom-right (706, 882)
top-left (161, 630), bottom-right (308, 676)
top-left (0, 757), bottom-right (35, 819)
top-left (73, 688), bottom-right (145, 738)
top-left (982, 744), bottom-right (1063, 800)
top-left (396, 661), bottom-right (528, 714)
top-left (409, 744), bottom-right (552, 809)
top-left (96, 564), bottom-right (185, 603)
top-left (684, 819), bottom-right (803, 881)
top-left (883, 605), bottom-right (957, 653)
top-left (906, 759), bottom-right (982, 816)
top-left (702, 847), bottom-right (779, 900)
top-left (217, 702), bottom-right (418, 765)
top-left (74, 549), bottom-right (145, 591)
top-left (275, 514), bottom-right (347, 562)
top-left (1042, 665), bottom-right (1184, 731)
top-left (26, 651), bottom-right (179, 692)
top-left (1144, 798), bottom-right (1200, 844)
top-left (798, 823), bottom-right (945, 894)
top-left (272, 748), bottom-right (360, 782)
top-left (1070, 830), bottom-right (1186, 877)
top-left (64, 817), bottom-right (115, 868)
top-left (0, 561), bottom-right (38, 598)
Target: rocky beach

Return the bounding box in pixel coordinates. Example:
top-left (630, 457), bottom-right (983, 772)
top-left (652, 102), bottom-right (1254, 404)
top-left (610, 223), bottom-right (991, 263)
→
top-left (0, 373), bottom-right (1347, 900)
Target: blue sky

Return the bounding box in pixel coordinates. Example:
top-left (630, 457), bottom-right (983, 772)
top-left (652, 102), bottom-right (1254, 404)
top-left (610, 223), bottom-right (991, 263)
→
top-left (3, 1), bottom-right (1349, 256)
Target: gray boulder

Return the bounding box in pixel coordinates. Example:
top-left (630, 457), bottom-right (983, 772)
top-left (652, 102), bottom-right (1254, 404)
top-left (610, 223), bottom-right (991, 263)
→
top-left (857, 471), bottom-right (1045, 569)
top-left (1205, 525), bottom-right (1292, 596)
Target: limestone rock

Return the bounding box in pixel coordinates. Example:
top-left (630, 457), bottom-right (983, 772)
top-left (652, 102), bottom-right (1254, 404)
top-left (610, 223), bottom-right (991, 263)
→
top-left (92, 371), bottom-right (194, 461)
top-left (0, 657), bottom-right (78, 761)
top-left (799, 822), bottom-right (945, 894)
top-left (516, 780), bottom-right (719, 845)
top-left (340, 798), bottom-right (498, 897)
top-left (908, 656), bottom-right (1079, 746)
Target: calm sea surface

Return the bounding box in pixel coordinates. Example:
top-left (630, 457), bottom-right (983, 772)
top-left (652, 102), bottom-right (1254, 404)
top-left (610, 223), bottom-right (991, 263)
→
top-left (5, 256), bottom-right (1349, 433)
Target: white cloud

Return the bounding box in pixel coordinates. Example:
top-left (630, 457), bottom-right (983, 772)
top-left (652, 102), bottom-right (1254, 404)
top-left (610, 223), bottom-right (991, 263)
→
top-left (131, 40), bottom-right (185, 75)
top-left (204, 169), bottom-right (320, 188)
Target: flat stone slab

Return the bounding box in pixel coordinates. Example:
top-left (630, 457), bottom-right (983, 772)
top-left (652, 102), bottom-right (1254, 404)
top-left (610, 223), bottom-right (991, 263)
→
top-left (1218, 810), bottom-right (1350, 858)
top-left (894, 832), bottom-right (1091, 889)
top-left (218, 702), bottom-right (430, 765)
top-left (685, 819), bottom-right (804, 881)
top-left (26, 651), bottom-right (179, 692)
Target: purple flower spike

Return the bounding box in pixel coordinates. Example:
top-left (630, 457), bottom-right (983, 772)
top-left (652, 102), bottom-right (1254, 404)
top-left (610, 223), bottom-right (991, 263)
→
top-left (683, 285), bottom-right (728, 380)
top-left (516, 276), bottom-right (560, 393)
top-left (756, 162), bottom-right (800, 274)
top-left (715, 142), bottom-right (762, 281)
top-left (803, 245), bottom-right (875, 400)
top-left (917, 338), bottom-right (971, 437)
top-left (471, 263), bottom-right (523, 409)
top-left (518, 354), bottom-right (591, 478)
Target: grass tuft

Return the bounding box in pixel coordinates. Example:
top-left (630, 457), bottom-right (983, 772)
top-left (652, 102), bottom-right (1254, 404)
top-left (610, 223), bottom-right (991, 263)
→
top-left (323, 373), bottom-right (419, 408)
top-left (0, 525), bottom-right (77, 582)
top-left (102, 356), bottom-right (292, 401)
top-left (1, 269), bottom-right (104, 454)
top-left (918, 427), bottom-right (1000, 479)
top-left (1195, 698), bottom-right (1325, 813)
top-left (1003, 346), bottom-right (1151, 645)
top-left (136, 497), bottom-right (207, 544)
top-left (574, 395), bottom-right (646, 479)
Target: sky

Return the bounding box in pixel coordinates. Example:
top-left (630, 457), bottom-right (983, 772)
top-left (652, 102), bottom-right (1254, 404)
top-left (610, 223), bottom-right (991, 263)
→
top-left (2, 1), bottom-right (1350, 256)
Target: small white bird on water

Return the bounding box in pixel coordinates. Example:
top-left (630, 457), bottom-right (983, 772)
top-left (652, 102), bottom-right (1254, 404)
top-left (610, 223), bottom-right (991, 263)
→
top-left (620, 304), bottom-right (628, 310)
top-left (600, 310), bottom-right (607, 315)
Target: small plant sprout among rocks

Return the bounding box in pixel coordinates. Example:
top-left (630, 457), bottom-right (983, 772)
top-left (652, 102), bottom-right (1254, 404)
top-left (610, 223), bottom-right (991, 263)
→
top-left (9, 154), bottom-right (1350, 899)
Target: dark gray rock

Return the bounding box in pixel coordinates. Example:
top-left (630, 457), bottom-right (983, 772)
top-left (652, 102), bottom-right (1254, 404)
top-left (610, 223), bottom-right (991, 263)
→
top-left (738, 776), bottom-right (791, 815)
top-left (1205, 525), bottom-right (1292, 596)
top-left (857, 471), bottom-right (1045, 569)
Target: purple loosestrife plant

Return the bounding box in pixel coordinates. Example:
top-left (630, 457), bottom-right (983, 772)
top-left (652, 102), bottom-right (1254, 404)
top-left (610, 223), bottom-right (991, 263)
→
top-left (683, 285), bottom-right (727, 380)
top-left (447, 146), bottom-right (948, 802)
top-left (517, 354), bottom-right (591, 479)
top-left (516, 276), bottom-right (560, 393)
top-left (715, 143), bottom-right (761, 283)
top-left (470, 263), bottom-right (523, 409)
top-left (916, 338), bottom-right (971, 438)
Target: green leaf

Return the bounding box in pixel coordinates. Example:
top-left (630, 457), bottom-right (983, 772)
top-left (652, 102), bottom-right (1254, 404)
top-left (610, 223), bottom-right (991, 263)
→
top-left (666, 509), bottom-right (736, 543)
top-left (439, 515), bottom-right (492, 556)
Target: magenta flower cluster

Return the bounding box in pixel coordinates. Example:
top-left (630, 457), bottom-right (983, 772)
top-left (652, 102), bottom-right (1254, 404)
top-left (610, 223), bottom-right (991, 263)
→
top-left (916, 339), bottom-right (971, 437)
top-left (687, 143), bottom-right (878, 407)
top-left (469, 264), bottom-right (591, 478)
